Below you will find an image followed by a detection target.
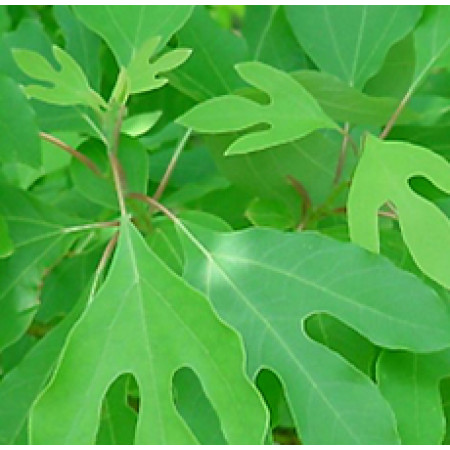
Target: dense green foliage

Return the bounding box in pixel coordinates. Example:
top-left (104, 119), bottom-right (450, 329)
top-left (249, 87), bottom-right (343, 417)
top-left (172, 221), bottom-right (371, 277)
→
top-left (0, 5), bottom-right (449, 445)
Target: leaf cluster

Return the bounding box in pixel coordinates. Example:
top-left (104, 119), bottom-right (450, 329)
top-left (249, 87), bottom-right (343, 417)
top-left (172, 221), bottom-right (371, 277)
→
top-left (0, 5), bottom-right (450, 445)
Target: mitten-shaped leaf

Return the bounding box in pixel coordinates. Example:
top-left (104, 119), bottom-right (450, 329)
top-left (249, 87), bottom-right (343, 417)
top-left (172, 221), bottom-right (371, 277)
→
top-left (348, 134), bottom-right (450, 288)
top-left (73, 6), bottom-right (193, 66)
top-left (377, 349), bottom-right (450, 444)
top-left (177, 62), bottom-right (338, 155)
top-left (12, 46), bottom-right (106, 111)
top-left (127, 36), bottom-right (191, 95)
top-left (30, 219), bottom-right (267, 444)
top-left (179, 226), bottom-right (450, 444)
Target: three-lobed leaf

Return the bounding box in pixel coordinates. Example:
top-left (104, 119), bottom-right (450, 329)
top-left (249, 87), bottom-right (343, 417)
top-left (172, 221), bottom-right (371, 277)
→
top-left (179, 225), bottom-right (450, 444)
top-left (30, 219), bottom-right (267, 444)
top-left (12, 45), bottom-right (106, 111)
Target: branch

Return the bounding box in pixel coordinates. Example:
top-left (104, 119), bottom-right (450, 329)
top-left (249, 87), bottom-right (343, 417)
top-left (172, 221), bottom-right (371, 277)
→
top-left (287, 175), bottom-right (312, 230)
top-left (39, 132), bottom-right (103, 177)
top-left (108, 105), bottom-right (127, 217)
top-left (153, 128), bottom-right (193, 202)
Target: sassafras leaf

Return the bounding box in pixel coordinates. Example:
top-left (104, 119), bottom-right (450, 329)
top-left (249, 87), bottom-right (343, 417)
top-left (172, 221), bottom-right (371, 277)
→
top-left (177, 62), bottom-right (338, 155)
top-left (12, 46), bottom-right (106, 111)
top-left (30, 219), bottom-right (267, 444)
top-left (73, 5), bottom-right (193, 67)
top-left (347, 134), bottom-right (450, 289)
top-left (180, 226), bottom-right (450, 443)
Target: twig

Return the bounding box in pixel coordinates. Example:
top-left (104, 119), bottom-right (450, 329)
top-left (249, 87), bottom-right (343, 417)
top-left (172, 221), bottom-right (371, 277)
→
top-left (338, 125), bottom-right (359, 155)
top-left (287, 175), bottom-right (312, 230)
top-left (379, 89), bottom-right (413, 140)
top-left (333, 206), bottom-right (398, 220)
top-left (334, 122), bottom-right (350, 185)
top-left (88, 231), bottom-right (119, 304)
top-left (39, 131), bottom-right (103, 177)
top-left (128, 192), bottom-right (179, 222)
top-left (153, 128), bottom-right (193, 202)
top-left (112, 105), bottom-right (126, 156)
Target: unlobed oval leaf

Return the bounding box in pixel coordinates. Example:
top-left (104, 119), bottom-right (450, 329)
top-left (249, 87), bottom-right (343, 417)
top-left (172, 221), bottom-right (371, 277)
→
top-left (285, 5), bottom-right (422, 89)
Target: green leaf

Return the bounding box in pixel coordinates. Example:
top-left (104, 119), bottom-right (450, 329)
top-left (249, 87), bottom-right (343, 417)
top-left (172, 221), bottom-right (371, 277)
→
top-left (0, 18), bottom-right (55, 84)
top-left (35, 242), bottom-right (105, 324)
top-left (413, 6), bottom-right (450, 91)
top-left (122, 111), bottom-right (162, 137)
top-left (12, 46), bottom-right (106, 111)
top-left (245, 197), bottom-right (295, 230)
top-left (53, 5), bottom-right (102, 89)
top-left (148, 210), bottom-right (232, 275)
top-left (377, 349), bottom-right (450, 444)
top-left (168, 6), bottom-right (248, 101)
top-left (0, 288), bottom-right (89, 444)
top-left (305, 314), bottom-right (379, 377)
top-left (73, 5), bottom-right (193, 67)
top-left (0, 215), bottom-right (13, 258)
top-left (0, 184), bottom-right (78, 352)
top-left (0, 76), bottom-right (41, 167)
top-left (180, 226), bottom-right (450, 443)
top-left (347, 134), bottom-right (450, 288)
top-left (0, 5), bottom-right (10, 33)
top-left (70, 136), bottom-right (149, 210)
top-left (207, 130), bottom-right (353, 213)
top-left (177, 62), bottom-right (338, 155)
top-left (292, 70), bottom-right (417, 126)
top-left (364, 33), bottom-right (416, 98)
top-left (127, 36), bottom-right (191, 95)
top-left (96, 375), bottom-right (137, 445)
top-left (12, 45), bottom-right (106, 111)
top-left (173, 367), bottom-right (227, 444)
top-left (242, 6), bottom-right (309, 72)
top-left (30, 219), bottom-right (267, 444)
top-left (285, 6), bottom-right (422, 89)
